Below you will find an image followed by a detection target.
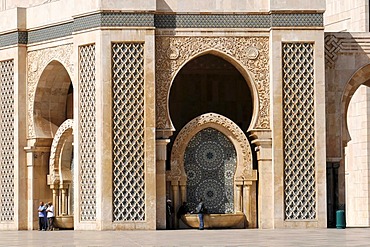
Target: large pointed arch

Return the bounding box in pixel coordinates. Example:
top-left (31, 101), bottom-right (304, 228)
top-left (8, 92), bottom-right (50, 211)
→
top-left (167, 49), bottom-right (259, 132)
top-left (155, 36), bottom-right (269, 131)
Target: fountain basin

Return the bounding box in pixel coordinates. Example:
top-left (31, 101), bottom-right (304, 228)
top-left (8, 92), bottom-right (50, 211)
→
top-left (55, 215), bottom-right (73, 229)
top-left (181, 212), bottom-right (245, 229)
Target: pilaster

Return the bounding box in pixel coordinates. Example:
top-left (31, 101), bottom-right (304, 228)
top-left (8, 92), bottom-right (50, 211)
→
top-left (155, 138), bottom-right (170, 229)
top-left (250, 130), bottom-right (273, 229)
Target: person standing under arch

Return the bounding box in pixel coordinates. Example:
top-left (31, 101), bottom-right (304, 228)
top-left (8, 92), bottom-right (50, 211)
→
top-left (195, 198), bottom-right (206, 230)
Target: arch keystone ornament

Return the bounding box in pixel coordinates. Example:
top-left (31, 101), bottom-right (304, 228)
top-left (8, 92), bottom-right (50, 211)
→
top-left (168, 113), bottom-right (257, 228)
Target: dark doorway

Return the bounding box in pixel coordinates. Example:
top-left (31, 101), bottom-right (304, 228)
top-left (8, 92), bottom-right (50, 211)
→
top-left (326, 162), bottom-right (339, 228)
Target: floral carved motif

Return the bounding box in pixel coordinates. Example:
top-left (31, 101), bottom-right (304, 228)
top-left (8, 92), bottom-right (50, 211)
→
top-left (169, 113), bottom-right (254, 182)
top-left (48, 119), bottom-right (73, 185)
top-left (27, 44), bottom-right (73, 138)
top-left (155, 36), bottom-right (269, 130)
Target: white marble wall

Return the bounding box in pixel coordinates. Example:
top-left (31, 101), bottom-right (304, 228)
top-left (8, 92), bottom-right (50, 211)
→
top-left (345, 85), bottom-right (370, 227)
top-left (325, 0), bottom-right (369, 32)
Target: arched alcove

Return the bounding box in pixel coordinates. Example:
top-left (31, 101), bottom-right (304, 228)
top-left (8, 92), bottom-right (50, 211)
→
top-left (169, 54), bottom-right (253, 132)
top-left (34, 60), bottom-right (73, 138)
top-left (341, 64), bottom-right (370, 227)
top-left (169, 113), bottom-right (257, 228)
top-left (168, 54), bottom-right (255, 171)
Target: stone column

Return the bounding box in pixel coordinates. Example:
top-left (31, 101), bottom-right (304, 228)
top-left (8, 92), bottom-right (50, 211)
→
top-left (243, 181), bottom-right (252, 225)
top-left (180, 182), bottom-right (186, 203)
top-left (250, 130), bottom-right (273, 229)
top-left (25, 142), bottom-right (52, 230)
top-left (171, 181), bottom-right (180, 229)
top-left (60, 186), bottom-right (67, 215)
top-left (51, 185), bottom-right (58, 216)
top-left (235, 181), bottom-right (243, 212)
top-left (155, 139), bottom-right (170, 229)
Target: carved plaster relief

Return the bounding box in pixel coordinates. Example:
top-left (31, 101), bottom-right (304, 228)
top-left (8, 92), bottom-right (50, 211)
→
top-left (27, 44), bottom-right (73, 138)
top-left (48, 119), bottom-right (73, 185)
top-left (155, 36), bottom-right (269, 130)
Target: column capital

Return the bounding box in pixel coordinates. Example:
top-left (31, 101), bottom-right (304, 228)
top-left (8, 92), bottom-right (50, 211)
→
top-left (156, 129), bottom-right (173, 139)
top-left (249, 129), bottom-right (272, 147)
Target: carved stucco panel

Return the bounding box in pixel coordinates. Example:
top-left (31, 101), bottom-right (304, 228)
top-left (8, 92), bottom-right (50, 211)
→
top-left (48, 119), bottom-right (73, 185)
top-left (169, 113), bottom-right (254, 182)
top-left (156, 36), bottom-right (269, 130)
top-left (27, 44), bottom-right (73, 138)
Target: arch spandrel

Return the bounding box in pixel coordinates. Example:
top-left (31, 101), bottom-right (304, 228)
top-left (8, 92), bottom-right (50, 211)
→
top-left (169, 113), bottom-right (255, 182)
top-left (27, 44), bottom-right (73, 139)
top-left (155, 36), bottom-right (269, 131)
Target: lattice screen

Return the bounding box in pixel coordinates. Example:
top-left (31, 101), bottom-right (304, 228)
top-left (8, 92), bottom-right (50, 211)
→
top-left (282, 43), bottom-right (316, 220)
top-left (79, 44), bottom-right (97, 221)
top-left (0, 60), bottom-right (14, 222)
top-left (112, 43), bottom-right (145, 221)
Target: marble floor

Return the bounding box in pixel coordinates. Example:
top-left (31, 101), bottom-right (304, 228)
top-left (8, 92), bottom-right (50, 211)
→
top-left (0, 228), bottom-right (369, 246)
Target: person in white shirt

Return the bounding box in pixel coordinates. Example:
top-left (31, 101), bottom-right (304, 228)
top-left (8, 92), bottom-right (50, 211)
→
top-left (37, 201), bottom-right (46, 231)
top-left (46, 201), bottom-right (55, 231)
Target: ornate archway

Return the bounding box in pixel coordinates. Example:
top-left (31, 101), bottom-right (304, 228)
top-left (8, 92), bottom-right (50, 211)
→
top-left (48, 119), bottom-right (74, 229)
top-left (155, 36), bottom-right (269, 131)
top-left (168, 113), bottom-right (257, 228)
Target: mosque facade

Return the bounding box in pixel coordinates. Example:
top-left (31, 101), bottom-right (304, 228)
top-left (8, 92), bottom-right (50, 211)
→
top-left (0, 0), bottom-right (367, 230)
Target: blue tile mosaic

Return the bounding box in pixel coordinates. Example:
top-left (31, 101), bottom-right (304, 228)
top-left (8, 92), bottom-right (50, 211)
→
top-left (184, 128), bottom-right (236, 214)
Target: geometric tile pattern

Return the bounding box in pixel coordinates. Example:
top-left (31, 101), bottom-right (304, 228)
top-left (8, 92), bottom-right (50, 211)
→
top-left (28, 22), bottom-right (73, 44)
top-left (0, 31), bottom-right (27, 47)
top-left (79, 44), bottom-right (97, 221)
top-left (112, 43), bottom-right (145, 221)
top-left (155, 14), bottom-right (270, 28)
top-left (184, 128), bottom-right (236, 214)
top-left (272, 13), bottom-right (323, 27)
top-left (101, 13), bottom-right (154, 27)
top-left (0, 60), bottom-right (14, 222)
top-left (282, 43), bottom-right (316, 220)
top-left (0, 13), bottom-right (323, 47)
top-left (74, 13), bottom-right (154, 32)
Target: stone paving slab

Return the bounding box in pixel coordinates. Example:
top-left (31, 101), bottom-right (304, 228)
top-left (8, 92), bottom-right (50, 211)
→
top-left (0, 228), bottom-right (369, 247)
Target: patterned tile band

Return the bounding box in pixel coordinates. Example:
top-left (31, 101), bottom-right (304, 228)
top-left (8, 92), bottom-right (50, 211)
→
top-left (0, 12), bottom-right (323, 47)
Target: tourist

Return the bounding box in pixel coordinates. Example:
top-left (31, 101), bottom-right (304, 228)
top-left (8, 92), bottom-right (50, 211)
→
top-left (195, 198), bottom-right (206, 230)
top-left (37, 201), bottom-right (46, 231)
top-left (166, 199), bottom-right (174, 229)
top-left (43, 203), bottom-right (48, 230)
top-left (46, 201), bottom-right (55, 231)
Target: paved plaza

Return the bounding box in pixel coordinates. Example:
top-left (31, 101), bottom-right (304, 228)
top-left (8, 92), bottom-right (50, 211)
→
top-left (0, 228), bottom-right (369, 246)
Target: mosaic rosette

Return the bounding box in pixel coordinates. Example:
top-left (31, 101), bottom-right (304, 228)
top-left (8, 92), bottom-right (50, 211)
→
top-left (185, 128), bottom-right (236, 213)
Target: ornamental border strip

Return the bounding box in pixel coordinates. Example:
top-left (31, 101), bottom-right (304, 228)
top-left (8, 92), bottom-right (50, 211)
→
top-left (0, 12), bottom-right (323, 47)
